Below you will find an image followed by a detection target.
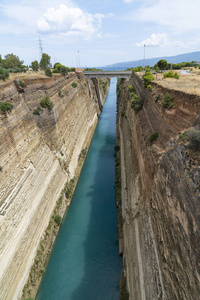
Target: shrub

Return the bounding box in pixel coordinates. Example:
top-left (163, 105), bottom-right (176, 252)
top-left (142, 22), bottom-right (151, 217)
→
top-left (179, 131), bottom-right (188, 142)
top-left (155, 94), bottom-right (161, 103)
top-left (147, 85), bottom-right (152, 91)
top-left (65, 178), bottom-right (75, 198)
top-left (45, 68), bottom-right (52, 77)
top-left (128, 85), bottom-right (135, 93)
top-left (164, 70), bottom-right (174, 78)
top-left (0, 102), bottom-right (14, 113)
top-left (0, 166), bottom-right (2, 171)
top-left (19, 80), bottom-right (25, 87)
top-left (54, 215), bottom-right (62, 226)
top-left (7, 67), bottom-right (26, 73)
top-left (114, 145), bottom-right (120, 152)
top-left (84, 83), bottom-right (87, 87)
top-left (33, 107), bottom-right (42, 115)
top-left (0, 68), bottom-right (9, 81)
top-left (186, 129), bottom-right (200, 151)
top-left (117, 78), bottom-right (122, 98)
top-left (78, 148), bottom-right (87, 160)
top-left (148, 132), bottom-right (158, 143)
top-left (131, 94), bottom-right (143, 113)
top-left (164, 71), bottom-right (179, 79)
top-left (72, 82), bottom-right (77, 88)
top-left (143, 71), bottom-right (154, 88)
top-left (162, 94), bottom-right (174, 109)
top-left (173, 72), bottom-right (179, 79)
top-left (40, 95), bottom-right (54, 109)
top-left (52, 68), bottom-right (60, 73)
top-left (121, 111), bottom-right (125, 117)
top-left (64, 90), bottom-right (69, 96)
top-left (58, 89), bottom-right (64, 98)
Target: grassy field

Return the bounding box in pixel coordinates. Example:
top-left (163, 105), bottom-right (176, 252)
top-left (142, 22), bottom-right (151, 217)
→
top-left (154, 68), bottom-right (200, 95)
top-left (138, 68), bottom-right (200, 96)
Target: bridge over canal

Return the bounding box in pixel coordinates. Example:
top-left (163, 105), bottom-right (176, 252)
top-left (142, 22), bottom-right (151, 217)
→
top-left (83, 71), bottom-right (132, 79)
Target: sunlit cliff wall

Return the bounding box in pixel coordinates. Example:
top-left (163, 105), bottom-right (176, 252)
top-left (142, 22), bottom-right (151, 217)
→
top-left (0, 73), bottom-right (109, 300)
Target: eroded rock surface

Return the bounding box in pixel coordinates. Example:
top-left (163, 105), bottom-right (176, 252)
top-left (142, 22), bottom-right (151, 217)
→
top-left (118, 73), bottom-right (200, 300)
top-left (0, 73), bottom-right (109, 300)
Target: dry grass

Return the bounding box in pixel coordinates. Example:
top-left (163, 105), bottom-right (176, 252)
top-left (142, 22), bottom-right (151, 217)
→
top-left (137, 68), bottom-right (200, 96)
top-left (0, 71), bottom-right (62, 89)
top-left (154, 68), bottom-right (200, 96)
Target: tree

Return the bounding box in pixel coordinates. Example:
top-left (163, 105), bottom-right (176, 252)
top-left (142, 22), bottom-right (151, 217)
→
top-left (157, 59), bottom-right (167, 71)
top-left (45, 67), bottom-right (52, 77)
top-left (54, 62), bottom-right (62, 70)
top-left (31, 60), bottom-right (39, 71)
top-left (40, 53), bottom-right (51, 70)
top-left (2, 53), bottom-right (24, 69)
top-left (60, 66), bottom-right (68, 76)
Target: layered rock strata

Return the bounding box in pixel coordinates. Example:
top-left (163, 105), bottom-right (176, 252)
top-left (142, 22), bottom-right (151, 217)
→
top-left (118, 73), bottom-right (200, 300)
top-left (0, 73), bottom-right (109, 300)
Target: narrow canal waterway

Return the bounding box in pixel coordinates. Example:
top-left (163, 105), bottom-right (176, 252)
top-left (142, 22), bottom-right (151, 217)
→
top-left (36, 78), bottom-right (122, 300)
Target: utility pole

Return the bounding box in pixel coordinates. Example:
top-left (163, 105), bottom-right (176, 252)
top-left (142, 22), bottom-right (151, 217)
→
top-left (143, 44), bottom-right (146, 72)
top-left (78, 50), bottom-right (80, 71)
top-left (38, 37), bottom-right (44, 62)
top-left (76, 56), bottom-right (78, 71)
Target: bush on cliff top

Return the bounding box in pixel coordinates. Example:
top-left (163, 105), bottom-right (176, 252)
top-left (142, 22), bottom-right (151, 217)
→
top-left (164, 70), bottom-right (179, 79)
top-left (0, 102), bottom-right (14, 113)
top-left (0, 67), bottom-right (9, 81)
top-left (143, 70), bottom-right (154, 88)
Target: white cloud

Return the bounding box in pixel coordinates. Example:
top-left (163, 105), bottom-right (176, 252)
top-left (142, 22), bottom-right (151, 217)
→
top-left (37, 4), bottom-right (104, 40)
top-left (136, 33), bottom-right (168, 47)
top-left (133, 0), bottom-right (200, 32)
top-left (123, 0), bottom-right (134, 3)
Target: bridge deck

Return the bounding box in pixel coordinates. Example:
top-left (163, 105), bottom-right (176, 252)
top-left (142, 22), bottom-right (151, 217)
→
top-left (83, 71), bottom-right (132, 79)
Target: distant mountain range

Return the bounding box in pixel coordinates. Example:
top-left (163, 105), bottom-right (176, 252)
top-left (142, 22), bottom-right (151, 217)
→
top-left (99, 51), bottom-right (200, 70)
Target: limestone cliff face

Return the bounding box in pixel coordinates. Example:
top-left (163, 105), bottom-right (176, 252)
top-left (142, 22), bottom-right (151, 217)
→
top-left (0, 73), bottom-right (109, 300)
top-left (118, 73), bottom-right (200, 300)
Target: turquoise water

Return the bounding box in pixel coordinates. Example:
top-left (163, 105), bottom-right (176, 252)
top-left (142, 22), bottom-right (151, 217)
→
top-left (36, 78), bottom-right (122, 300)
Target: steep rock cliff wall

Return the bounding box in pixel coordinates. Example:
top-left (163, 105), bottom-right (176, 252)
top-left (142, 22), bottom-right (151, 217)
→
top-left (0, 73), bottom-right (109, 300)
top-left (118, 73), bottom-right (200, 300)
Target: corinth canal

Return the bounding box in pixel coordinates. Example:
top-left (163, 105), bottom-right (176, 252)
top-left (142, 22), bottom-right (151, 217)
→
top-left (36, 78), bottom-right (122, 300)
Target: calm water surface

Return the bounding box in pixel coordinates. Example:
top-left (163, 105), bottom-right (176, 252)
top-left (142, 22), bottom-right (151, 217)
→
top-left (36, 78), bottom-right (122, 300)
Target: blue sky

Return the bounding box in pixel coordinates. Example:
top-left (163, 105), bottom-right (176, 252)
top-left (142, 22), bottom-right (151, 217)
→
top-left (0, 0), bottom-right (200, 67)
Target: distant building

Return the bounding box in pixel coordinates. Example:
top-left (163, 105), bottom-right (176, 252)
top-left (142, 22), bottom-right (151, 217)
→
top-left (179, 70), bottom-right (191, 74)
